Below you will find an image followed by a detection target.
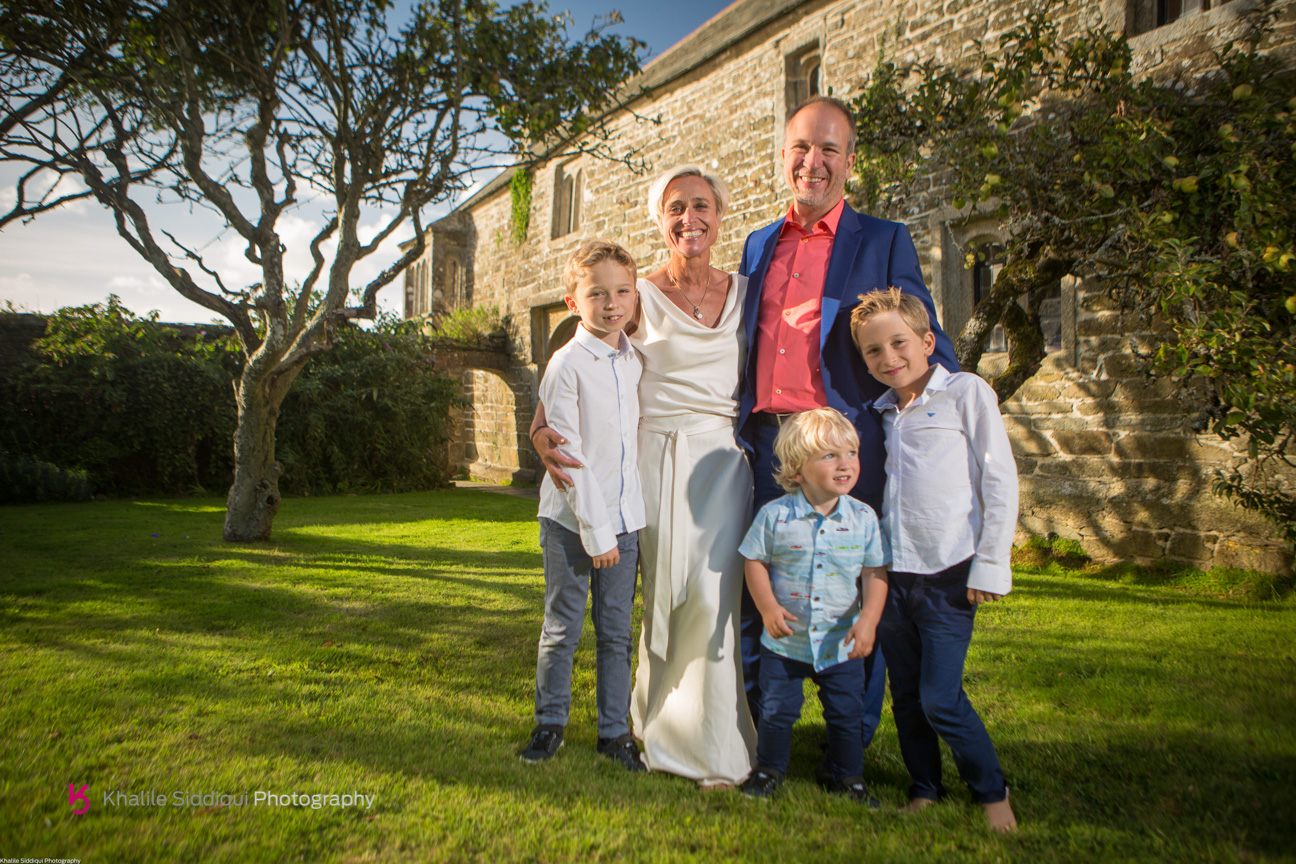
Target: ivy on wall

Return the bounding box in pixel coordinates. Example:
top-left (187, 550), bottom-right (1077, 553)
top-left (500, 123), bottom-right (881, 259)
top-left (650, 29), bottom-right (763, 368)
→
top-left (509, 168), bottom-right (533, 246)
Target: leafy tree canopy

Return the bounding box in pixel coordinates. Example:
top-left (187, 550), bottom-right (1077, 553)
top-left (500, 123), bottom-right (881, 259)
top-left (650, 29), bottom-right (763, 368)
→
top-left (849, 4), bottom-right (1295, 548)
top-left (0, 0), bottom-right (643, 539)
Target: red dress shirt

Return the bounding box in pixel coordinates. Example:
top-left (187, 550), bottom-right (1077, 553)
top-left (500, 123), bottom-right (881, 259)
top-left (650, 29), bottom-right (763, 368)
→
top-left (752, 199), bottom-right (845, 414)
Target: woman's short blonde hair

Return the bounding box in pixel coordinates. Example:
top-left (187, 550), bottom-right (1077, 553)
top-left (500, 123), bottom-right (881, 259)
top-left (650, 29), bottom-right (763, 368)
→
top-left (646, 164), bottom-right (731, 226)
top-left (772, 407), bottom-right (860, 493)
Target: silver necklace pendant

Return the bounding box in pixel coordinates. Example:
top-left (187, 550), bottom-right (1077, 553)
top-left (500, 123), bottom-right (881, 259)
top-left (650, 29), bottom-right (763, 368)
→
top-left (692, 307), bottom-right (702, 319)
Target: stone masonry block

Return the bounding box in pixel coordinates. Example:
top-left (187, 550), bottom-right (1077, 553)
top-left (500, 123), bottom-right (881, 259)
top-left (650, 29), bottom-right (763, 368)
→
top-left (1028, 416), bottom-right (1104, 432)
top-left (1116, 377), bottom-right (1182, 402)
top-left (1095, 352), bottom-right (1145, 378)
top-left (1100, 528), bottom-right (1167, 560)
top-left (1077, 314), bottom-right (1124, 338)
top-left (1112, 434), bottom-right (1196, 462)
top-left (1005, 421), bottom-right (1056, 457)
top-left (1077, 398), bottom-right (1187, 418)
top-left (1001, 400), bottom-right (1077, 416)
top-left (1034, 457), bottom-right (1116, 479)
top-left (1055, 379), bottom-right (1120, 401)
top-left (1104, 414), bottom-right (1191, 433)
top-left (1167, 531), bottom-right (1219, 563)
top-left (1213, 539), bottom-right (1294, 574)
top-left (1013, 382), bottom-right (1063, 402)
top-left (1052, 430), bottom-right (1114, 456)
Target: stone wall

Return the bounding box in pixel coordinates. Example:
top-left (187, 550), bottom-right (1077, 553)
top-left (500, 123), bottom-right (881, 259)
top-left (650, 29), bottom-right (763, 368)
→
top-left (412, 0), bottom-right (1295, 571)
top-left (1004, 288), bottom-right (1292, 573)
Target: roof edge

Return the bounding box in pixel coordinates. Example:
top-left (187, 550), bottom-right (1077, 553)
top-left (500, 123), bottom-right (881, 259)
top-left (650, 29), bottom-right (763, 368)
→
top-left (444, 0), bottom-right (809, 218)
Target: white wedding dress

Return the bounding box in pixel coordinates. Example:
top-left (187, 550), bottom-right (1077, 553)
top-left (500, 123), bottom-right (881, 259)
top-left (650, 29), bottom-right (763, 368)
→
top-left (629, 275), bottom-right (757, 785)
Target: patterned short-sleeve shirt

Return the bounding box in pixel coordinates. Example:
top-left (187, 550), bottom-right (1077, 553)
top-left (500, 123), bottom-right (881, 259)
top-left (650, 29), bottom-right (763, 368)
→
top-left (739, 490), bottom-right (890, 670)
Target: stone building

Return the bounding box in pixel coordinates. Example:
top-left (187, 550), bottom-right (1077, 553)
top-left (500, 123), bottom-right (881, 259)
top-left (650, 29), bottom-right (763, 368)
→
top-left (403, 0), bottom-right (1294, 572)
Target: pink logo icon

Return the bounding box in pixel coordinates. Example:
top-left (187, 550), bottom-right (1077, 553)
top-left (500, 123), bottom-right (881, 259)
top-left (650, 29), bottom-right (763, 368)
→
top-left (69, 783), bottom-right (89, 814)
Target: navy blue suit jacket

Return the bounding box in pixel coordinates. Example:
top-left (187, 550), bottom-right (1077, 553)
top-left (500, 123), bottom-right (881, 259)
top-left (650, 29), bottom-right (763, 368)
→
top-left (737, 202), bottom-right (958, 514)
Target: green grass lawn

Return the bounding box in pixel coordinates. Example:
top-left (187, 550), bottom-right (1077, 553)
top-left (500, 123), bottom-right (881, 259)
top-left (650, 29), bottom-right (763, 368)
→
top-left (1, 491), bottom-right (1293, 863)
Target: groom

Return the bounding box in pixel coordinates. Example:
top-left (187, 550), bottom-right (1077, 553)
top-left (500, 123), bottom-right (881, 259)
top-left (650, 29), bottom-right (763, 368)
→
top-left (736, 96), bottom-right (959, 740)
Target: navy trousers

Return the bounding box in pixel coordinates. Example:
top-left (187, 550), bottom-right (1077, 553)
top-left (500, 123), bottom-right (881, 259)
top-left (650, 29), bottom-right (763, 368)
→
top-left (755, 648), bottom-right (866, 782)
top-left (877, 558), bottom-right (1007, 804)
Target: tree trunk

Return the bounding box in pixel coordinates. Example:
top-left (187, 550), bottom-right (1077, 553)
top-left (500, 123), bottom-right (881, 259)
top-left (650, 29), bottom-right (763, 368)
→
top-left (223, 366), bottom-right (283, 541)
top-left (955, 254), bottom-right (1068, 402)
top-left (989, 297), bottom-right (1046, 403)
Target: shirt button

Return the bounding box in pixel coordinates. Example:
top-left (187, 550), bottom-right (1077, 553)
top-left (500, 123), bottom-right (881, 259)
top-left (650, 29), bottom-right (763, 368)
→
top-left (816, 564), bottom-right (822, 569)
top-left (775, 388), bottom-right (782, 394)
top-left (779, 349), bottom-right (786, 354)
top-left (792, 273), bottom-right (800, 278)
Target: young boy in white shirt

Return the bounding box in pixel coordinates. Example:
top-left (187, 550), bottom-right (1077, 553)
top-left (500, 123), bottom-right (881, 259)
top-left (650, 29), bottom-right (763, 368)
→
top-left (851, 287), bottom-right (1019, 831)
top-left (737, 407), bottom-right (890, 803)
top-left (520, 240), bottom-right (645, 772)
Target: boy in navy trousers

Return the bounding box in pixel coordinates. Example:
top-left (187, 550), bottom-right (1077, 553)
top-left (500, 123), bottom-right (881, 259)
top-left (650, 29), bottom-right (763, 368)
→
top-left (738, 407), bottom-right (889, 803)
top-left (851, 287), bottom-right (1019, 831)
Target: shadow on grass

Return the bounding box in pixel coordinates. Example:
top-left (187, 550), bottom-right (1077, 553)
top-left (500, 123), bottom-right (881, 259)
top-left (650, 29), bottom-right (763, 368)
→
top-left (1011, 571), bottom-right (1295, 613)
top-left (5, 494), bottom-right (1295, 860)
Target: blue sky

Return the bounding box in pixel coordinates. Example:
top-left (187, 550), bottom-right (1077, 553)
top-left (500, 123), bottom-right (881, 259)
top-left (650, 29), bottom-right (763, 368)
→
top-left (0, 0), bottom-right (736, 324)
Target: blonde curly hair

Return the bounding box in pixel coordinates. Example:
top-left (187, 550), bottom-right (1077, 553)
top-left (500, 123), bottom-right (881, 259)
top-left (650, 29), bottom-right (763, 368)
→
top-left (772, 408), bottom-right (859, 493)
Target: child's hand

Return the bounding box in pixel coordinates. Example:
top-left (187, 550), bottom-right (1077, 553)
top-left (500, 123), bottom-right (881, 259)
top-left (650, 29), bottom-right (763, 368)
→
top-left (845, 616), bottom-right (877, 659)
top-left (592, 546), bottom-right (620, 569)
top-left (967, 588), bottom-right (1004, 605)
top-left (761, 606), bottom-right (797, 639)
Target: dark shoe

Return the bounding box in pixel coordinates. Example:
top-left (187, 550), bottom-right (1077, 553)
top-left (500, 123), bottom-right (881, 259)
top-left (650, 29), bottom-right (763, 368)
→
top-left (519, 725), bottom-right (564, 762)
top-left (597, 734), bottom-right (645, 772)
top-left (830, 774), bottom-right (880, 808)
top-left (741, 768), bottom-right (784, 798)
top-left (815, 757), bottom-right (833, 789)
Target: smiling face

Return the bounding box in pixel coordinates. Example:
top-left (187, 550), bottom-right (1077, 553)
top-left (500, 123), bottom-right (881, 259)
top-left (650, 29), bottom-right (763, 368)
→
top-left (565, 260), bottom-right (637, 347)
top-left (853, 309), bottom-right (937, 406)
top-left (657, 175), bottom-right (720, 261)
top-left (781, 101), bottom-right (857, 227)
top-left (791, 434), bottom-right (860, 510)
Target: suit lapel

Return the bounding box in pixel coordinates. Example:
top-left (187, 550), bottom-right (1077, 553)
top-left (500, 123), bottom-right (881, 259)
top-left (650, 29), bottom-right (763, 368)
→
top-left (820, 202), bottom-right (862, 351)
top-left (743, 220), bottom-right (783, 341)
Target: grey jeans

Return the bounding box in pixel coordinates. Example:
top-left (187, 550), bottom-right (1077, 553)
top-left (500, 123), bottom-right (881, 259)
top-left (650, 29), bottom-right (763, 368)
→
top-left (534, 518), bottom-right (639, 738)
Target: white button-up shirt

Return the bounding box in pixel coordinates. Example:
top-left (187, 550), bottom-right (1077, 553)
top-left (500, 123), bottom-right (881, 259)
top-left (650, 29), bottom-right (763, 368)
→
top-left (538, 325), bottom-right (645, 556)
top-left (874, 364), bottom-right (1019, 595)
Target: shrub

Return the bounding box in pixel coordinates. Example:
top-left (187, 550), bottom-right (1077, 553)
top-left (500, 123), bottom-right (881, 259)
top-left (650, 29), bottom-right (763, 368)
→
top-left (425, 305), bottom-right (506, 346)
top-left (276, 317), bottom-right (465, 495)
top-left (0, 452), bottom-right (92, 504)
top-left (0, 299), bottom-right (464, 498)
top-left (0, 297), bottom-right (237, 495)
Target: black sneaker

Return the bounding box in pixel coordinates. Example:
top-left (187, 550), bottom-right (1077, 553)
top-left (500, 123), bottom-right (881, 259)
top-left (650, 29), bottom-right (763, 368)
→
top-left (830, 774), bottom-right (880, 808)
top-left (519, 725), bottom-right (564, 762)
top-left (597, 734), bottom-right (646, 772)
top-left (741, 768), bottom-right (784, 798)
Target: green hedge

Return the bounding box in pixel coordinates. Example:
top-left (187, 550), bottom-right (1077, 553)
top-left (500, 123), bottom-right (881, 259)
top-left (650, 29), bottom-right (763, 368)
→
top-left (0, 297), bottom-right (463, 498)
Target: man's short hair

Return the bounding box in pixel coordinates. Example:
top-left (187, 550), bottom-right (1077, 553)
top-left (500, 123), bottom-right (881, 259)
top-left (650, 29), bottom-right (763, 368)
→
top-left (563, 239), bottom-right (637, 295)
top-left (772, 407), bottom-right (860, 493)
top-left (785, 95), bottom-right (858, 156)
top-left (849, 287), bottom-right (931, 352)
top-left (646, 163), bottom-right (731, 226)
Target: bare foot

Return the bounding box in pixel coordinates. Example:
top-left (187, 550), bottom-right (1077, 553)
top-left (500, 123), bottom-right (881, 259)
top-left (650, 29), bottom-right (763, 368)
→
top-left (982, 794), bottom-right (1017, 833)
top-left (900, 797), bottom-right (938, 814)
top-left (698, 780), bottom-right (735, 792)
